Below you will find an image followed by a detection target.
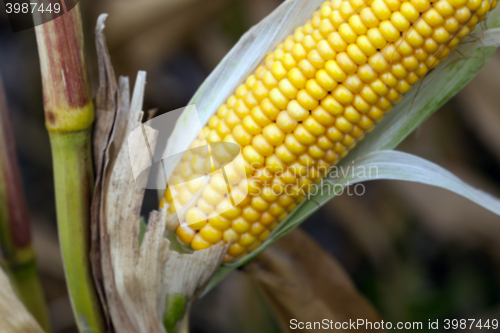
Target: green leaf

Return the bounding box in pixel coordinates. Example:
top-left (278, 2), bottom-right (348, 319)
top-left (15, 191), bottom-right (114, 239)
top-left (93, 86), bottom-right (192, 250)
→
top-left (330, 150), bottom-right (500, 216)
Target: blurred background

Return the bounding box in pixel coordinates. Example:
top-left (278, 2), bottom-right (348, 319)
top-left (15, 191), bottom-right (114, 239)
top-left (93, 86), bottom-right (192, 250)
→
top-left (1, 0), bottom-right (500, 332)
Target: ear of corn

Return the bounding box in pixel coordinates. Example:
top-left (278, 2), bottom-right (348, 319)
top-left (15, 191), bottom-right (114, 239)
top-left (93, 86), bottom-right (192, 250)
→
top-left (161, 0), bottom-right (496, 262)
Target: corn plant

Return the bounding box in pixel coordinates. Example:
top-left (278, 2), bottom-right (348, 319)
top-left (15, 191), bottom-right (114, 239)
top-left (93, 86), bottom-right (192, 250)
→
top-left (1, 0), bottom-right (500, 332)
top-left (96, 0), bottom-right (500, 330)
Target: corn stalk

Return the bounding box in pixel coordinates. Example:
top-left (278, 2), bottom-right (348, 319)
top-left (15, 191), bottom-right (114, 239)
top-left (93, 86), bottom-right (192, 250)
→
top-left (34, 4), bottom-right (105, 332)
top-left (0, 73), bottom-right (51, 332)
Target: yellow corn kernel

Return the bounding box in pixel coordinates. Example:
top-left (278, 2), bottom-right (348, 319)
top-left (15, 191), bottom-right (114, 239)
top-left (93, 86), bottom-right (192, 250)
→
top-left (208, 215), bottom-right (231, 231)
top-left (199, 224), bottom-right (223, 243)
top-left (191, 234), bottom-right (212, 251)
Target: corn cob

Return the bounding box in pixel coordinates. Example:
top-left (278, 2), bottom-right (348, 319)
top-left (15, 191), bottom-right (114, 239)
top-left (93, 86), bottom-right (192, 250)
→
top-left (161, 0), bottom-right (496, 262)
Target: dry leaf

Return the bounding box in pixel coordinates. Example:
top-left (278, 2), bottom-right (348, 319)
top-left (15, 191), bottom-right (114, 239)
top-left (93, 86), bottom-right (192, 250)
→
top-left (245, 229), bottom-right (383, 333)
top-left (93, 14), bottom-right (119, 171)
top-left (0, 266), bottom-right (44, 333)
top-left (98, 71), bottom-right (227, 333)
top-left (90, 16), bottom-right (228, 332)
top-left (90, 14), bottom-right (121, 330)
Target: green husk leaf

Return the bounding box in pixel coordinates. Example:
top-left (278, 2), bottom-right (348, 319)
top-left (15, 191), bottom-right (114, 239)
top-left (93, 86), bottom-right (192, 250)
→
top-left (328, 150), bottom-right (500, 215)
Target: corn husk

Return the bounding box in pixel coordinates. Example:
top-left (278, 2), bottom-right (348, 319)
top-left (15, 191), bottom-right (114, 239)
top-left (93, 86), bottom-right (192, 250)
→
top-left (90, 16), bottom-right (227, 332)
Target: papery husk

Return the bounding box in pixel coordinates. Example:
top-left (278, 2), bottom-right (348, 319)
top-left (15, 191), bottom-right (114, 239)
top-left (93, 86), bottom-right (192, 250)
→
top-left (90, 14), bottom-right (121, 330)
top-left (90, 16), bottom-right (228, 332)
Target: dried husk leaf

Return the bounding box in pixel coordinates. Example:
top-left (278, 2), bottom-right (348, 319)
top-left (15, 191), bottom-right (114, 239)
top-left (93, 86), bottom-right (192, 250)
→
top-left (93, 14), bottom-right (119, 172)
top-left (100, 73), bottom-right (227, 332)
top-left (245, 229), bottom-right (383, 333)
top-left (90, 15), bottom-right (121, 330)
top-left (91, 16), bottom-right (228, 332)
top-left (0, 266), bottom-right (43, 333)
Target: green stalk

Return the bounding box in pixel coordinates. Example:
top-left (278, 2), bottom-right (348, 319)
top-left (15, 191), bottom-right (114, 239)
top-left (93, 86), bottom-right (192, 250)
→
top-left (34, 4), bottom-right (105, 332)
top-left (0, 74), bottom-right (51, 331)
top-left (49, 130), bottom-right (103, 332)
